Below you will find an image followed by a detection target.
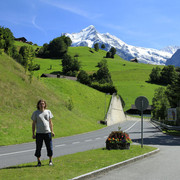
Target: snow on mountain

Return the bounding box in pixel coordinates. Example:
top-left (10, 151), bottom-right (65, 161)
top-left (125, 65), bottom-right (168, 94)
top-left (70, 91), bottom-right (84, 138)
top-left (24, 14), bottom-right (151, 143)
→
top-left (65, 25), bottom-right (173, 65)
top-left (161, 46), bottom-right (180, 54)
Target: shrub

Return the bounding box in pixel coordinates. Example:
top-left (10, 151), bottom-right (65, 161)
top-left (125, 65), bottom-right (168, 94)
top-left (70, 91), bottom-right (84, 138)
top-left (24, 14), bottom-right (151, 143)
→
top-left (91, 82), bottom-right (117, 94)
top-left (77, 70), bottom-right (91, 85)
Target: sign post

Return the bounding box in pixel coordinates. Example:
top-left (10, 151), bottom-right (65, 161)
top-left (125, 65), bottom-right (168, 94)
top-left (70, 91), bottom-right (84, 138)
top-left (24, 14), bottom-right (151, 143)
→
top-left (135, 96), bottom-right (149, 148)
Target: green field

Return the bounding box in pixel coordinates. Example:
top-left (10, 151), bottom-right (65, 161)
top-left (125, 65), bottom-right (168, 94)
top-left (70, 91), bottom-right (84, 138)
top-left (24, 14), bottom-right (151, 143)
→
top-left (0, 145), bottom-right (157, 180)
top-left (34, 46), bottom-right (162, 111)
top-left (0, 43), bottom-right (163, 146)
top-left (0, 52), bottom-right (110, 145)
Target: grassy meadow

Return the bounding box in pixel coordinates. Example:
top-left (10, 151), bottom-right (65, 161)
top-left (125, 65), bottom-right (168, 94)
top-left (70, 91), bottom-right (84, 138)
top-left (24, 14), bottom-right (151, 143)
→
top-left (0, 52), bottom-right (110, 146)
top-left (0, 42), bottom-right (163, 146)
top-left (0, 145), bottom-right (157, 180)
top-left (34, 46), bottom-right (162, 111)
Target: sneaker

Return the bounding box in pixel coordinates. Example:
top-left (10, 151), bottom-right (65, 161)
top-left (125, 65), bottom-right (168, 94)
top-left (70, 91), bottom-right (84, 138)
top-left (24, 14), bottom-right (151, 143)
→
top-left (37, 161), bottom-right (41, 167)
top-left (49, 161), bottom-right (53, 166)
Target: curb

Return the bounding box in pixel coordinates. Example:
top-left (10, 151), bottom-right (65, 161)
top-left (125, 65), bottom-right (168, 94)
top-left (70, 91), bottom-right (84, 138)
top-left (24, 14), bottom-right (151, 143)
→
top-left (71, 148), bottom-right (160, 180)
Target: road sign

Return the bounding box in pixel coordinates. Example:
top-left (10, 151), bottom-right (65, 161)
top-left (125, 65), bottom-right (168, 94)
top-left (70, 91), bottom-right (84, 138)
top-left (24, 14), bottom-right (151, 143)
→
top-left (135, 96), bottom-right (149, 111)
top-left (135, 96), bottom-right (149, 148)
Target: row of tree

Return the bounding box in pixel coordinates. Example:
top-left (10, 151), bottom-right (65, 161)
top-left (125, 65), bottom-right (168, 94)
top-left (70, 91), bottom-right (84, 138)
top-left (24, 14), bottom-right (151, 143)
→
top-left (151, 66), bottom-right (180, 120)
top-left (93, 43), bottom-right (117, 58)
top-left (149, 65), bottom-right (178, 85)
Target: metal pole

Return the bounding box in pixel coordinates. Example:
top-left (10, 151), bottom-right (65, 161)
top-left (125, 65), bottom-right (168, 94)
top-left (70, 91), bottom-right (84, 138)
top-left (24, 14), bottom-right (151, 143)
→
top-left (105, 94), bottom-right (106, 119)
top-left (141, 99), bottom-right (143, 148)
top-left (141, 110), bottom-right (143, 148)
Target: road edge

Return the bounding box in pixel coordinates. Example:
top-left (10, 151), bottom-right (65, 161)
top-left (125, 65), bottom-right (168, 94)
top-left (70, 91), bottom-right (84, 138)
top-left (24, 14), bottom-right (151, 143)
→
top-left (71, 148), bottom-right (160, 180)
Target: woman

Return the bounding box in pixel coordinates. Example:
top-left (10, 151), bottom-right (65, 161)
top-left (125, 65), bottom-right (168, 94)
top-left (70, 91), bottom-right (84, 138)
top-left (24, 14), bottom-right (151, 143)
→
top-left (31, 100), bottom-right (55, 167)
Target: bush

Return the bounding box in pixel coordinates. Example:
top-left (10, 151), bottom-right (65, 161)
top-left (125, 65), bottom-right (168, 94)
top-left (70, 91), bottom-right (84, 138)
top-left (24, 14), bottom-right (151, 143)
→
top-left (91, 82), bottom-right (117, 94)
top-left (77, 70), bottom-right (91, 85)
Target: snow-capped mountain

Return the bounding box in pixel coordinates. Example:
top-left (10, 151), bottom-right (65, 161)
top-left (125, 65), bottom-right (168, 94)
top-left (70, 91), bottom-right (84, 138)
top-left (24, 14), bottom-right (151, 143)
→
top-left (65, 25), bottom-right (178, 65)
top-left (166, 49), bottom-right (180, 66)
top-left (161, 46), bottom-right (180, 54)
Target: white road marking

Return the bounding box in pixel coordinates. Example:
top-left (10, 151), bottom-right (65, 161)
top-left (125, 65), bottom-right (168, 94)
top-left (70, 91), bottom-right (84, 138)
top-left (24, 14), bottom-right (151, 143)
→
top-left (125, 121), bottom-right (139, 132)
top-left (0, 147), bottom-right (47, 157)
top-left (72, 142), bottom-right (80, 144)
top-left (85, 139), bottom-right (92, 142)
top-left (55, 144), bottom-right (66, 147)
top-left (95, 137), bottom-right (101, 140)
top-left (0, 149), bottom-right (35, 157)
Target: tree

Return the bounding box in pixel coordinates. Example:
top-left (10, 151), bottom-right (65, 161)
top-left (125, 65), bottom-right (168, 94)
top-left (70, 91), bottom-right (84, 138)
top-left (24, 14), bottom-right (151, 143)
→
top-left (149, 67), bottom-right (161, 83)
top-left (106, 52), bottom-right (112, 58)
top-left (101, 44), bottom-right (105, 49)
top-left (160, 65), bottom-right (177, 85)
top-left (94, 43), bottom-right (99, 52)
top-left (48, 37), bottom-right (67, 58)
top-left (77, 70), bottom-right (91, 85)
top-left (152, 87), bottom-right (170, 120)
top-left (96, 59), bottom-right (112, 84)
top-left (38, 36), bottom-right (72, 58)
top-left (62, 54), bottom-right (80, 76)
top-left (0, 26), bottom-right (14, 54)
top-left (166, 73), bottom-right (180, 108)
top-left (62, 35), bottom-right (72, 47)
top-left (109, 47), bottom-right (116, 58)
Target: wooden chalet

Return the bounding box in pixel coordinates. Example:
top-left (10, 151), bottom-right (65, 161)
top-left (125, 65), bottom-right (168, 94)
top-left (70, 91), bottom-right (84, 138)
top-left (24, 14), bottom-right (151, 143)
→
top-left (41, 74), bottom-right (77, 81)
top-left (15, 37), bottom-right (27, 43)
top-left (130, 58), bottom-right (138, 63)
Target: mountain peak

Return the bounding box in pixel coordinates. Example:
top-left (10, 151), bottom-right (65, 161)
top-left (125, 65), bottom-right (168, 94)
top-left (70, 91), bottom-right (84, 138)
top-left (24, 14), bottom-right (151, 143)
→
top-left (81, 25), bottom-right (97, 34)
top-left (65, 25), bottom-right (173, 65)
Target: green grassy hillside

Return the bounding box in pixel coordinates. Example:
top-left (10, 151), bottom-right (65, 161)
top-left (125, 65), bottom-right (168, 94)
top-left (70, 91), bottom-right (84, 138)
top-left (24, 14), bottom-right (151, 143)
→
top-left (34, 46), bottom-right (162, 111)
top-left (69, 47), bottom-right (163, 110)
top-left (0, 52), bottom-right (110, 146)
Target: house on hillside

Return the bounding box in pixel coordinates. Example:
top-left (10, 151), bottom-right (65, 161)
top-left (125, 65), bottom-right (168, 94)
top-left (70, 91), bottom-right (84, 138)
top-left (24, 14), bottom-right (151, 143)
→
top-left (41, 74), bottom-right (60, 78)
top-left (130, 58), bottom-right (138, 63)
top-left (126, 104), bottom-right (152, 115)
top-left (41, 73), bottom-right (77, 81)
top-left (15, 37), bottom-right (27, 43)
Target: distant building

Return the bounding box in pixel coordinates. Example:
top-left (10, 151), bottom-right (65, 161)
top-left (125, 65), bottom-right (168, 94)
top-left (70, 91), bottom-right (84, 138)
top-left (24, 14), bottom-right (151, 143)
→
top-left (130, 58), bottom-right (138, 63)
top-left (41, 73), bottom-right (77, 81)
top-left (126, 104), bottom-right (152, 115)
top-left (14, 37), bottom-right (27, 43)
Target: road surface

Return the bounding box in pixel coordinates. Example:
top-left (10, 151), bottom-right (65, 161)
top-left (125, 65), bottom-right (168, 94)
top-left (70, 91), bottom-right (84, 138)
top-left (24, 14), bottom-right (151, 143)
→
top-left (89, 123), bottom-right (180, 180)
top-left (0, 119), bottom-right (158, 169)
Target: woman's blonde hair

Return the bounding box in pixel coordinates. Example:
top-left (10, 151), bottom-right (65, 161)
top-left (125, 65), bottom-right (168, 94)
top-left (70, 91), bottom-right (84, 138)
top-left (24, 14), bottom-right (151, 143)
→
top-left (37, 99), bottom-right (47, 110)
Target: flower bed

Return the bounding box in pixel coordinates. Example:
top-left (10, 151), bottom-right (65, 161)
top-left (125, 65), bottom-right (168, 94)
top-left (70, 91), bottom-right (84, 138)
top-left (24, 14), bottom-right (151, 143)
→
top-left (106, 131), bottom-right (132, 150)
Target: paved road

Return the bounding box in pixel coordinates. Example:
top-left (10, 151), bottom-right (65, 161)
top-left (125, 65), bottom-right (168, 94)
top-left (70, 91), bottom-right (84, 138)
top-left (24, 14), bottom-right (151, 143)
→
top-left (90, 123), bottom-right (180, 180)
top-left (0, 120), bottom-right (154, 169)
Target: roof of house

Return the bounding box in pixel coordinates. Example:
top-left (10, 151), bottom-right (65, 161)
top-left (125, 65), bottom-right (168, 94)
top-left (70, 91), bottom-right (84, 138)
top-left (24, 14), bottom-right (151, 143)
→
top-left (40, 74), bottom-right (77, 81)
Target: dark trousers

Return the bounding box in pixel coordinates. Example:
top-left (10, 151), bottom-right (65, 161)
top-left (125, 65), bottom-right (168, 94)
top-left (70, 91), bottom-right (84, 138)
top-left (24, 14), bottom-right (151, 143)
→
top-left (35, 133), bottom-right (53, 158)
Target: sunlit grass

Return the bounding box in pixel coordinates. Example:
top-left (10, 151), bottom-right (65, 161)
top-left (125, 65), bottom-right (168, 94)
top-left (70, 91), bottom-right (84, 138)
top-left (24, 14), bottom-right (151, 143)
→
top-left (0, 145), bottom-right (157, 180)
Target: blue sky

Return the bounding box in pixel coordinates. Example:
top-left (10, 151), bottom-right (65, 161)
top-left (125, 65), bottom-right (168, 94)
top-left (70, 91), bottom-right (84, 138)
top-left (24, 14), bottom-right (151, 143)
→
top-left (1, 0), bottom-right (180, 49)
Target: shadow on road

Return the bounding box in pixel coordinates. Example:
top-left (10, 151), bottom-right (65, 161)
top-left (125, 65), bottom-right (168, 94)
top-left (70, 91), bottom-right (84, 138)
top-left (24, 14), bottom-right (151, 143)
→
top-left (132, 133), bottom-right (180, 146)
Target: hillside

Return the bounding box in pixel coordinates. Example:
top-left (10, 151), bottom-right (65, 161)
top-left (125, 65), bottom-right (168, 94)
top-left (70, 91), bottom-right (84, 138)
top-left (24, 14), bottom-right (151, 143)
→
top-left (0, 52), bottom-right (109, 146)
top-left (33, 46), bottom-right (162, 111)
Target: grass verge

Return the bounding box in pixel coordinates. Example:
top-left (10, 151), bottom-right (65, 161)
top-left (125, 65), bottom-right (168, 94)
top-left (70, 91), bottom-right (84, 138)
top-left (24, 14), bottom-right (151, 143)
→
top-left (0, 145), bottom-right (157, 180)
top-left (162, 130), bottom-right (180, 136)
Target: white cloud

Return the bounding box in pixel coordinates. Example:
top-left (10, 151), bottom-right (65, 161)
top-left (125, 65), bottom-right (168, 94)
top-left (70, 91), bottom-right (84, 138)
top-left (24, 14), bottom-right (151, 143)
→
top-left (32, 16), bottom-right (47, 35)
top-left (40, 0), bottom-right (102, 19)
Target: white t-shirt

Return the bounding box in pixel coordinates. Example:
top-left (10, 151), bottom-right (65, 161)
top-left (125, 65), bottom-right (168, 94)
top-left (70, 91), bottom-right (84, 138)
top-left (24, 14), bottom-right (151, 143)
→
top-left (31, 109), bottom-right (53, 133)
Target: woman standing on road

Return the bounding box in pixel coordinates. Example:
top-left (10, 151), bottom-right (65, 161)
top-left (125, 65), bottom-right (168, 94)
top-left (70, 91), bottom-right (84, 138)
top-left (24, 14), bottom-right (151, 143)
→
top-left (31, 99), bottom-right (55, 167)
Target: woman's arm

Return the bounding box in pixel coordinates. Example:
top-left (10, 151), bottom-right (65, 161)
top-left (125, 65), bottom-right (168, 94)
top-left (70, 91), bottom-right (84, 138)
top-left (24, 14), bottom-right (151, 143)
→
top-left (32, 121), bottom-right (36, 139)
top-left (49, 119), bottom-right (55, 137)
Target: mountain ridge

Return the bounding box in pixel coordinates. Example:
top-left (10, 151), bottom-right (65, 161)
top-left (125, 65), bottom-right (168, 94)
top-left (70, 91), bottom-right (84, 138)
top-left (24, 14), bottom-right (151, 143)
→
top-left (65, 25), bottom-right (179, 65)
